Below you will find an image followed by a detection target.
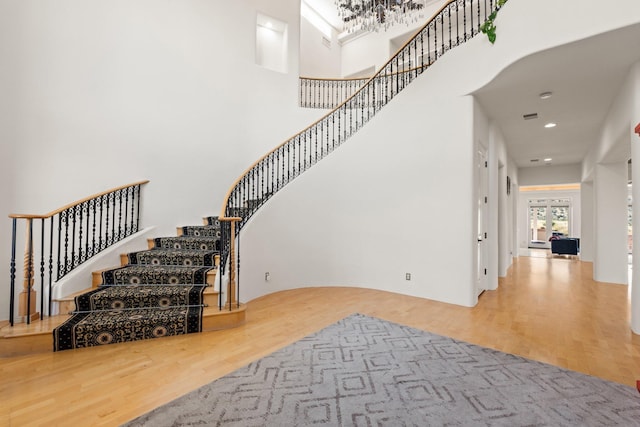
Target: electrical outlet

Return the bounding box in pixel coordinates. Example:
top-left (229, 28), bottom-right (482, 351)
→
top-left (265, 272), bottom-right (270, 281)
top-left (406, 273), bottom-right (411, 281)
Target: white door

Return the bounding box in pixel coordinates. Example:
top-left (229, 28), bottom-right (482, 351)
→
top-left (477, 146), bottom-right (489, 296)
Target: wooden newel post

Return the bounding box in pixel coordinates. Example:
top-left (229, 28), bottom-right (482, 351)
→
top-left (227, 220), bottom-right (238, 307)
top-left (19, 218), bottom-right (39, 322)
top-left (221, 217), bottom-right (242, 308)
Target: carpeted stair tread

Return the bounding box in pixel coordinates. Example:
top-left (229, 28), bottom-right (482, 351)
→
top-left (153, 236), bottom-right (220, 251)
top-left (180, 225), bottom-right (221, 238)
top-left (128, 249), bottom-right (217, 267)
top-left (204, 216), bottom-right (221, 226)
top-left (227, 207), bottom-right (249, 218)
top-left (53, 306), bottom-right (203, 351)
top-left (102, 265), bottom-right (214, 285)
top-left (53, 216), bottom-right (231, 352)
top-left (74, 284), bottom-right (207, 311)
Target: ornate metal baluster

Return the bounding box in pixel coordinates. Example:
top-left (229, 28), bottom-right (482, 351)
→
top-left (72, 202), bottom-right (82, 266)
top-left (48, 216), bottom-right (53, 316)
top-left (448, 5), bottom-right (452, 50)
top-left (236, 225), bottom-right (240, 309)
top-left (441, 12), bottom-right (445, 55)
top-left (62, 209), bottom-right (70, 277)
top-left (455, 0), bottom-right (460, 46)
top-left (117, 189), bottom-right (123, 241)
top-left (475, 0), bottom-right (479, 35)
top-left (271, 153), bottom-right (275, 195)
top-left (124, 187), bottom-right (130, 236)
top-left (40, 219), bottom-right (45, 317)
top-left (106, 193), bottom-right (116, 246)
top-left (9, 218), bottom-right (17, 326)
top-left (463, 0), bottom-right (468, 40)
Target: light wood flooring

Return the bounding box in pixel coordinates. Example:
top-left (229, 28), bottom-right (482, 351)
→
top-left (1, 256), bottom-right (639, 426)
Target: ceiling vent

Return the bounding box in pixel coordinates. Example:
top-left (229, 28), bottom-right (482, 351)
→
top-left (523, 113), bottom-right (538, 120)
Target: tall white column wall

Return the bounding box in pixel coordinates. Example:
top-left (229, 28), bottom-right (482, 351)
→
top-left (580, 182), bottom-right (595, 262)
top-left (594, 162), bottom-right (628, 284)
top-left (630, 61), bottom-right (640, 334)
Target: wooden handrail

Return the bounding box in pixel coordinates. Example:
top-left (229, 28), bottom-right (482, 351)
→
top-left (299, 76), bottom-right (369, 82)
top-left (220, 0), bottom-right (462, 218)
top-left (299, 64), bottom-right (431, 83)
top-left (7, 179), bottom-right (150, 325)
top-left (9, 180), bottom-right (150, 220)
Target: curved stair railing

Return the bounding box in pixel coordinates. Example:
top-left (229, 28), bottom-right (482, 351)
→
top-left (7, 180), bottom-right (149, 325)
top-left (218, 0), bottom-right (507, 303)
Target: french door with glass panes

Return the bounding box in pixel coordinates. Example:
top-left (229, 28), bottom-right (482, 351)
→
top-left (528, 199), bottom-right (571, 248)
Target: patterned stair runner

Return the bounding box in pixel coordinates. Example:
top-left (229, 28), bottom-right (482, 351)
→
top-left (128, 249), bottom-right (216, 267)
top-left (180, 225), bottom-right (221, 238)
top-left (52, 217), bottom-right (221, 351)
top-left (74, 285), bottom-right (207, 311)
top-left (102, 265), bottom-right (213, 285)
top-left (53, 306), bottom-right (203, 351)
top-left (154, 236), bottom-right (220, 251)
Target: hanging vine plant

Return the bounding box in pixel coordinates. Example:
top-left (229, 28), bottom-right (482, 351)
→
top-left (480, 0), bottom-right (509, 44)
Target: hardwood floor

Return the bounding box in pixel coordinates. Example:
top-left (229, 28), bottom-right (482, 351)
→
top-left (1, 256), bottom-right (639, 426)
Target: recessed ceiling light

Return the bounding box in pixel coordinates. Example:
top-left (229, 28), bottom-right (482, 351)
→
top-left (539, 91), bottom-right (553, 99)
top-left (544, 122), bottom-right (557, 128)
top-left (544, 158), bottom-right (552, 162)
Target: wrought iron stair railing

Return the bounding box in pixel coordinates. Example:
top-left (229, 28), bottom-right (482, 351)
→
top-left (300, 76), bottom-right (369, 109)
top-left (7, 180), bottom-right (149, 326)
top-left (218, 0), bottom-right (507, 302)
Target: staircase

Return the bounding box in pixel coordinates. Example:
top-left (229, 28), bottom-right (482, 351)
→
top-left (0, 216), bottom-right (245, 355)
top-left (52, 215), bottom-right (245, 351)
top-left (3, 0), bottom-right (505, 355)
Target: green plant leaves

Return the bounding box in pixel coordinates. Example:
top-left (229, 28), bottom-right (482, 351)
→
top-left (481, 0), bottom-right (508, 44)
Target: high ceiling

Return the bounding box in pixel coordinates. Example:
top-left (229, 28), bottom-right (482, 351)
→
top-left (302, 1), bottom-right (640, 170)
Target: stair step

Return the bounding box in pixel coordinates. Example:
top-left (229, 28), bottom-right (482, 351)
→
top-left (100, 265), bottom-right (217, 286)
top-left (53, 305), bottom-right (204, 351)
top-left (227, 207), bottom-right (249, 218)
top-left (126, 249), bottom-right (218, 267)
top-left (73, 284), bottom-right (210, 311)
top-left (177, 225), bottom-right (221, 238)
top-left (59, 285), bottom-right (218, 313)
top-left (203, 216), bottom-right (221, 226)
top-left (0, 304), bottom-right (246, 357)
top-left (150, 236), bottom-right (220, 251)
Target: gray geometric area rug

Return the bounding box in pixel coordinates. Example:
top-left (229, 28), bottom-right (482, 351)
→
top-left (123, 313), bottom-right (640, 426)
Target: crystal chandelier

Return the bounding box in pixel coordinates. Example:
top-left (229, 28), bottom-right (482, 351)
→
top-left (335, 0), bottom-right (427, 33)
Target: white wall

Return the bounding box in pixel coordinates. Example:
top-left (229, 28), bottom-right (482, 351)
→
top-left (0, 0), bottom-right (325, 321)
top-left (489, 123), bottom-right (518, 278)
top-left (519, 164), bottom-right (582, 186)
top-left (582, 56), bottom-right (640, 331)
top-left (238, 0), bottom-right (640, 308)
top-left (580, 181), bottom-right (595, 262)
top-left (628, 61), bottom-right (640, 333)
top-left (299, 16), bottom-right (341, 77)
top-left (594, 162), bottom-right (628, 284)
